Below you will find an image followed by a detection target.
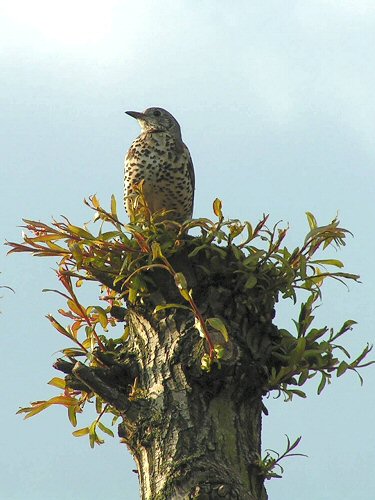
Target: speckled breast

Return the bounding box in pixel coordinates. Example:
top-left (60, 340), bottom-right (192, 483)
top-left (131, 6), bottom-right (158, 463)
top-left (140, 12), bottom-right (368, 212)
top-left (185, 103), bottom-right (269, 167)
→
top-left (124, 131), bottom-right (194, 222)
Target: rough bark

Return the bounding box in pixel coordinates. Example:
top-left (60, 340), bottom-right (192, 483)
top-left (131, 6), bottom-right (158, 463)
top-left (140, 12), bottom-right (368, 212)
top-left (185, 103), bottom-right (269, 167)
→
top-left (119, 311), bottom-right (268, 500)
top-left (57, 241), bottom-right (279, 499)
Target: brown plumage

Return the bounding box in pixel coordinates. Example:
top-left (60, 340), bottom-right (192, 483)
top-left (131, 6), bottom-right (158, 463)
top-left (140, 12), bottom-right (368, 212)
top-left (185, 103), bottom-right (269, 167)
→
top-left (124, 107), bottom-right (195, 223)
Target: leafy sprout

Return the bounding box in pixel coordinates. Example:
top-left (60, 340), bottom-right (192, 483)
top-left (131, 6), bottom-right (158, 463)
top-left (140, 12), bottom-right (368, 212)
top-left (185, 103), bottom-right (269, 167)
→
top-left (258, 436), bottom-right (307, 480)
top-left (6, 191), bottom-right (373, 450)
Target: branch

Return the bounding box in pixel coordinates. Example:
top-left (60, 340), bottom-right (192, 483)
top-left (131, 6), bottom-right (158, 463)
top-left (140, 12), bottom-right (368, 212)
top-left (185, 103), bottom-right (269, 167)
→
top-left (72, 362), bottom-right (129, 411)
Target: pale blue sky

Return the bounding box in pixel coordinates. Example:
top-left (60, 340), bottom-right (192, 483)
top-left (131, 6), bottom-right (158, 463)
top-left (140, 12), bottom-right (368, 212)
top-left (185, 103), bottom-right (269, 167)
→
top-left (1, 1), bottom-right (375, 499)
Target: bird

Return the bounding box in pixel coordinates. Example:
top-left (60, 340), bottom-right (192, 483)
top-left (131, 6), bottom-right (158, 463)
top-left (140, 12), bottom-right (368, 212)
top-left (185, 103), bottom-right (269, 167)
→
top-left (124, 107), bottom-right (195, 223)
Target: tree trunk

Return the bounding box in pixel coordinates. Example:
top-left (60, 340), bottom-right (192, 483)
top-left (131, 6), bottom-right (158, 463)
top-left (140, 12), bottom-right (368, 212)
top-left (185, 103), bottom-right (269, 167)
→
top-left (120, 310), bottom-right (268, 500)
top-left (67, 242), bottom-right (278, 499)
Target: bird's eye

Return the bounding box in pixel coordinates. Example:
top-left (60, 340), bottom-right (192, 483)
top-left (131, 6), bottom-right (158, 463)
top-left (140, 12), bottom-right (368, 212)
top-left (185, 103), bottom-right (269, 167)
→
top-left (153, 110), bottom-right (161, 117)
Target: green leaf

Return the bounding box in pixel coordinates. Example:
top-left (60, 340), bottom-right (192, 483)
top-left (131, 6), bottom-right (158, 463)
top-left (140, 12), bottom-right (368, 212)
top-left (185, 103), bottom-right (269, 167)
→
top-left (188, 244), bottom-right (208, 258)
top-left (214, 344), bottom-right (225, 359)
top-left (67, 225), bottom-right (93, 240)
top-left (201, 353), bottom-right (212, 371)
top-left (206, 317), bottom-right (229, 342)
top-left (306, 327), bottom-right (328, 342)
top-left (311, 259), bottom-right (344, 268)
top-left (68, 405), bottom-right (77, 427)
top-left (245, 274), bottom-right (257, 289)
top-left (97, 421), bottom-right (114, 437)
top-left (48, 377), bottom-right (66, 389)
top-left (69, 243), bottom-right (83, 268)
top-left (95, 397), bottom-right (102, 414)
top-left (317, 374), bottom-right (327, 394)
top-left (127, 274), bottom-right (146, 304)
top-left (179, 288), bottom-right (191, 302)
top-left (128, 287), bottom-right (137, 304)
top-left (350, 344), bottom-right (374, 367)
top-left (291, 337), bottom-right (306, 363)
top-left (289, 389), bottom-right (307, 399)
top-left (68, 299), bottom-right (84, 317)
top-left (89, 428), bottom-right (96, 448)
top-left (298, 370), bottom-right (309, 386)
top-left (195, 317), bottom-right (206, 338)
top-left (151, 241), bottom-right (163, 260)
top-left (330, 319), bottom-right (357, 341)
top-left (153, 303), bottom-right (191, 313)
top-left (73, 427), bottom-right (90, 437)
top-left (91, 194), bottom-right (100, 208)
top-left (123, 326), bottom-right (130, 340)
top-left (17, 403), bottom-right (48, 419)
top-left (174, 272), bottom-right (188, 291)
top-left (111, 195), bottom-right (117, 218)
top-left (228, 222), bottom-right (245, 239)
top-left (99, 230), bottom-right (122, 241)
top-left (213, 198), bottom-right (223, 218)
top-left (61, 348), bottom-right (86, 357)
top-left (88, 422), bottom-right (104, 448)
top-left (46, 315), bottom-right (74, 341)
top-left (299, 255), bottom-right (307, 279)
top-left (337, 361), bottom-right (349, 377)
top-left (231, 244), bottom-right (243, 261)
top-left (92, 306), bottom-right (109, 330)
top-left (306, 212), bottom-right (317, 230)
top-left (17, 396), bottom-right (78, 420)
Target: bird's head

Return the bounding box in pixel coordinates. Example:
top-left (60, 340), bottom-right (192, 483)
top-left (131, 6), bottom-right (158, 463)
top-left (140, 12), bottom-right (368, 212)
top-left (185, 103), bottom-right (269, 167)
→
top-left (126, 107), bottom-right (182, 138)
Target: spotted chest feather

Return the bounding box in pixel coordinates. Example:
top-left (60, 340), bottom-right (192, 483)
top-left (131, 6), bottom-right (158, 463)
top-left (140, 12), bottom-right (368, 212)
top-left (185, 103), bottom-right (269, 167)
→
top-left (124, 128), bottom-right (195, 222)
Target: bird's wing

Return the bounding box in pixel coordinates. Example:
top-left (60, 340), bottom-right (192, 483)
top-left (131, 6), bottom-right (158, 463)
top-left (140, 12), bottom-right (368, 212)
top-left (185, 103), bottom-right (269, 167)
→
top-left (187, 151), bottom-right (195, 209)
top-left (186, 148), bottom-right (195, 193)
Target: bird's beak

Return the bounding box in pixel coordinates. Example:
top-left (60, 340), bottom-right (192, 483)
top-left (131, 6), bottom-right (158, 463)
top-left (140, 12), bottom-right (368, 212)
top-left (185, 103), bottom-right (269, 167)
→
top-left (125, 110), bottom-right (145, 120)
